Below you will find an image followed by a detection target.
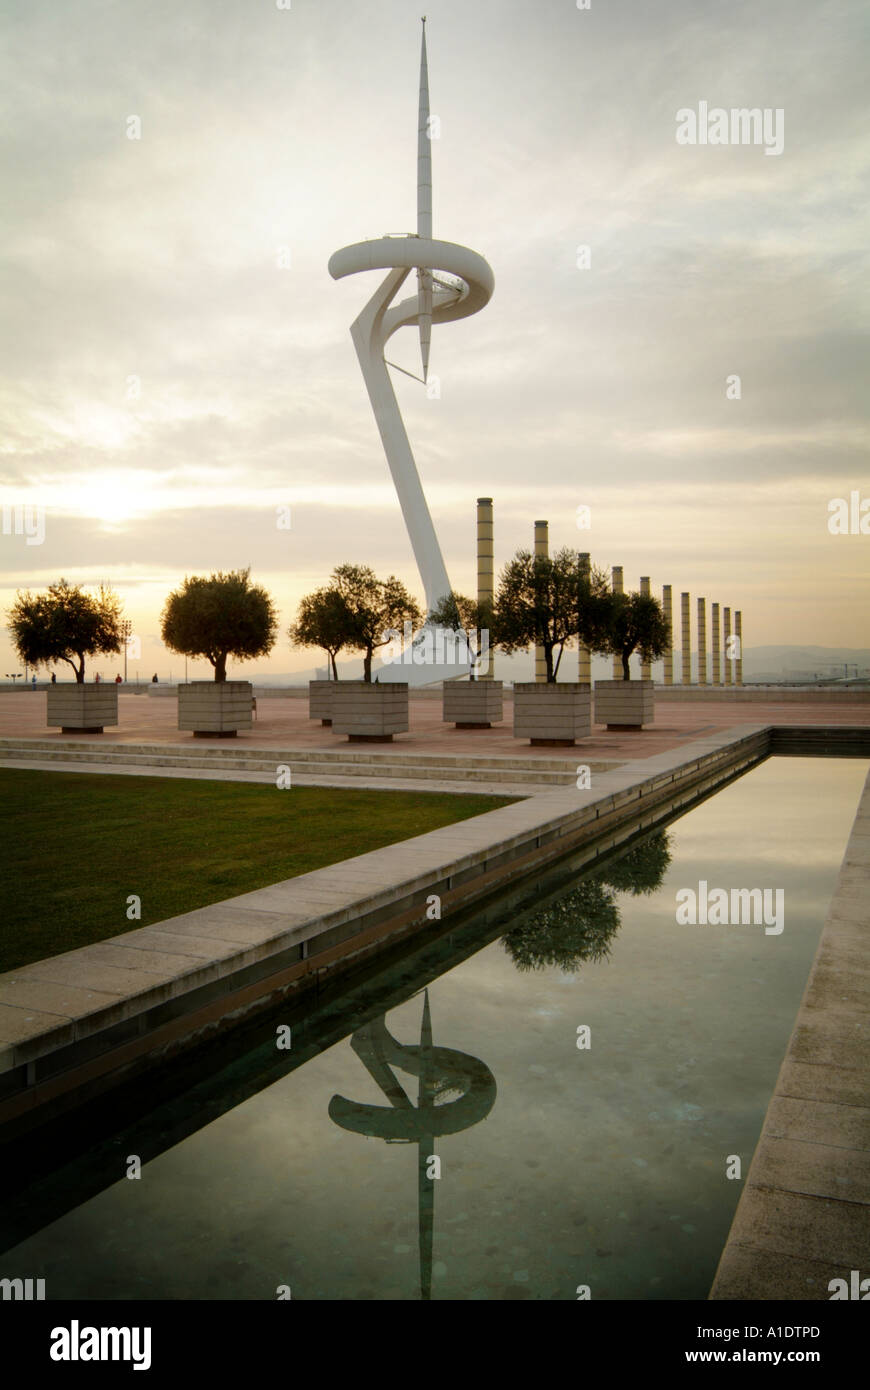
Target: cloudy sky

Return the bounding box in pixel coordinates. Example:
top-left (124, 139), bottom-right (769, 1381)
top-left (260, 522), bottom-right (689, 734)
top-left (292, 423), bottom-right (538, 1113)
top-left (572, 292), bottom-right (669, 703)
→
top-left (1, 0), bottom-right (867, 679)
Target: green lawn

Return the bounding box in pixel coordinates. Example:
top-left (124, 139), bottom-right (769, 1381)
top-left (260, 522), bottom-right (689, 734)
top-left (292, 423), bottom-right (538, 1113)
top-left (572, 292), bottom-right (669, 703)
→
top-left (0, 769), bottom-right (514, 973)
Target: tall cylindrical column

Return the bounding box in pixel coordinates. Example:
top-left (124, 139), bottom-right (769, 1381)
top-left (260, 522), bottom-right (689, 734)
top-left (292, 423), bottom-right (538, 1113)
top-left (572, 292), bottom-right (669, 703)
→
top-left (640, 576), bottom-right (651, 680)
top-left (534, 520), bottom-right (549, 683)
top-left (578, 551), bottom-right (591, 684)
top-left (735, 611), bottom-right (743, 686)
top-left (662, 585), bottom-right (673, 685)
top-left (612, 565), bottom-right (624, 678)
top-left (697, 597), bottom-right (707, 685)
top-left (681, 592), bottom-right (691, 685)
top-left (711, 603), bottom-right (721, 685)
top-left (476, 497), bottom-right (494, 679)
top-left (723, 607), bottom-right (732, 686)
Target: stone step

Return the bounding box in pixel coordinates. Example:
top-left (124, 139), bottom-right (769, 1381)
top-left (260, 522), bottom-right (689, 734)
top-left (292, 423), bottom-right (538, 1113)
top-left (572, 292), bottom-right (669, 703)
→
top-left (0, 737), bottom-right (597, 775)
top-left (0, 757), bottom-right (541, 797)
top-left (0, 742), bottom-right (601, 786)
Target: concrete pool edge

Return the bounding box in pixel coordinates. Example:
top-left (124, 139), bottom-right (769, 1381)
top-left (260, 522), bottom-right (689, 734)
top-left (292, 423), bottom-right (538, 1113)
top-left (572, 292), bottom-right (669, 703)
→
top-left (709, 765), bottom-right (870, 1302)
top-left (1, 724), bottom-right (868, 1146)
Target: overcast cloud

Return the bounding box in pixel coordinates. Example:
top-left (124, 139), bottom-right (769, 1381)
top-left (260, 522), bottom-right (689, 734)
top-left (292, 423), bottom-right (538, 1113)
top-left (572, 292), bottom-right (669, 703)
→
top-left (1, 0), bottom-right (867, 677)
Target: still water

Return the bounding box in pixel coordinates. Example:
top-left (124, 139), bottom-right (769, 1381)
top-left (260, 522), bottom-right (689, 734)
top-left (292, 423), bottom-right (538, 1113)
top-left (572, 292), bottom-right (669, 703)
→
top-left (2, 757), bottom-right (866, 1300)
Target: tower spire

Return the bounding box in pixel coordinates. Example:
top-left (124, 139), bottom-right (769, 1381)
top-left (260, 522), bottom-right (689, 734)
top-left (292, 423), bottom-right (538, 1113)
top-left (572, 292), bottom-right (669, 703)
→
top-left (328, 14), bottom-right (495, 631)
top-left (417, 17), bottom-right (433, 381)
top-left (417, 16), bottom-right (432, 239)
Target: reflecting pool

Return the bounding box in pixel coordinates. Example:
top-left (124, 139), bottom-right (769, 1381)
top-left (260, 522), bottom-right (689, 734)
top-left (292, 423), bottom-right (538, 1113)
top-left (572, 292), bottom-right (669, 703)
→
top-left (1, 757), bottom-right (866, 1300)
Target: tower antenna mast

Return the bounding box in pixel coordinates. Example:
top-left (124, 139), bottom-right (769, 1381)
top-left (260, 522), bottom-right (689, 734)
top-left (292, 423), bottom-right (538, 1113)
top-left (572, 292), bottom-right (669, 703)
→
top-left (417, 16), bottom-right (433, 381)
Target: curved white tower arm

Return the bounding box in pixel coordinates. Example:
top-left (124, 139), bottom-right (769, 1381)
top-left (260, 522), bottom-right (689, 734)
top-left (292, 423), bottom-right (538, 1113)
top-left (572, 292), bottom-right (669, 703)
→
top-left (328, 239), bottom-right (493, 614)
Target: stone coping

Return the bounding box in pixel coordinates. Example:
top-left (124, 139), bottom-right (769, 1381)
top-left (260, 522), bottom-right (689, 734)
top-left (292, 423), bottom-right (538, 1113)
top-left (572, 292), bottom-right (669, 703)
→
top-left (709, 765), bottom-right (870, 1301)
top-left (655, 687), bottom-right (870, 703)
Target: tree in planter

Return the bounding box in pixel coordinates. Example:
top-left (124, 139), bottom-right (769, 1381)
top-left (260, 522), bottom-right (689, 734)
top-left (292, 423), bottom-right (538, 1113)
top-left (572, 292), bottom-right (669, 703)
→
top-left (161, 568), bottom-right (278, 681)
top-left (495, 548), bottom-right (610, 682)
top-left (330, 564), bottom-right (421, 682)
top-left (7, 579), bottom-right (124, 683)
top-left (289, 587), bottom-right (355, 680)
top-left (427, 591), bottom-right (493, 679)
top-left (598, 590), bottom-right (670, 681)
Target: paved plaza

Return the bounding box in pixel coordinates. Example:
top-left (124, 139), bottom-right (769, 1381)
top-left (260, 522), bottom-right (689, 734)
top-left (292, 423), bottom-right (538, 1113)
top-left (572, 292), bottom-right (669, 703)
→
top-left (2, 689), bottom-right (868, 763)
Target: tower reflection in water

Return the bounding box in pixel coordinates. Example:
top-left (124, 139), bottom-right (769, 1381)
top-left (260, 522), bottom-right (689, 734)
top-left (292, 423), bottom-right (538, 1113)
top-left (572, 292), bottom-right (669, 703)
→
top-left (328, 991), bottom-right (496, 1300)
top-left (327, 830), bottom-right (671, 1299)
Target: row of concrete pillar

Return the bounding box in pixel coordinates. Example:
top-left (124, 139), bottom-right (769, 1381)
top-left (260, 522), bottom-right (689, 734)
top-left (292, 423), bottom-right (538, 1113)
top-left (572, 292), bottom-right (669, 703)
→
top-left (475, 500), bottom-right (742, 685)
top-left (660, 581), bottom-right (742, 686)
top-left (604, 567), bottom-right (742, 687)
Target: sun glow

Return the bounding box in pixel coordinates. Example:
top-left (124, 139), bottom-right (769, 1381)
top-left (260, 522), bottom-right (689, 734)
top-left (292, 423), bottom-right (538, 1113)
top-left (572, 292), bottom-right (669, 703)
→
top-left (55, 472), bottom-right (155, 527)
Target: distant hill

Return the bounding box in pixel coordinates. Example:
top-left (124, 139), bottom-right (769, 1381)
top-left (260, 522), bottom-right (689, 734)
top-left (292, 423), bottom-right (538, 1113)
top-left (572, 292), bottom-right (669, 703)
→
top-left (253, 646), bottom-right (870, 686)
top-left (741, 647), bottom-right (870, 682)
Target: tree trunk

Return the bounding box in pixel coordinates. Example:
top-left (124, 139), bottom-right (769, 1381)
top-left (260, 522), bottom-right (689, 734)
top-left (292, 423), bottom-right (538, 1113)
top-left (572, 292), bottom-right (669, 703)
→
top-left (363, 649), bottom-right (372, 682)
top-left (622, 651), bottom-right (631, 681)
top-left (330, 652), bottom-right (338, 680)
top-left (545, 644), bottom-right (555, 683)
top-left (214, 653), bottom-right (227, 682)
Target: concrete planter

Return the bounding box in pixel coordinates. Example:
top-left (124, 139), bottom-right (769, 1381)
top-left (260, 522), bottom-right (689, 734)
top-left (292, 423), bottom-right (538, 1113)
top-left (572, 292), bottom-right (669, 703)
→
top-left (308, 679), bottom-right (335, 726)
top-left (331, 681), bottom-right (409, 742)
top-left (512, 682), bottom-right (591, 745)
top-left (594, 678), bottom-right (655, 729)
top-left (178, 681), bottom-right (253, 738)
top-left (443, 679), bottom-right (503, 728)
top-left (46, 684), bottom-right (119, 733)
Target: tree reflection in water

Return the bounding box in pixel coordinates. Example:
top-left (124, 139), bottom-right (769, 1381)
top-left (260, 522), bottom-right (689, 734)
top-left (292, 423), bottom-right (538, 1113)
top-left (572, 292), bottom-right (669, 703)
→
top-left (502, 830), bottom-right (672, 973)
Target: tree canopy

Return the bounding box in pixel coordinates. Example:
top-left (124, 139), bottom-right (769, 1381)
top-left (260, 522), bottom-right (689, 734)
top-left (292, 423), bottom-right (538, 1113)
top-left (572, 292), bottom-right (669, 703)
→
top-left (494, 548), bottom-right (610, 682)
top-left (597, 590), bottom-right (671, 681)
top-left (289, 586), bottom-right (356, 680)
top-left (6, 579), bottom-right (124, 683)
top-left (427, 590), bottom-right (493, 679)
top-left (160, 568), bottom-right (278, 682)
top-left (329, 564), bottom-right (422, 682)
